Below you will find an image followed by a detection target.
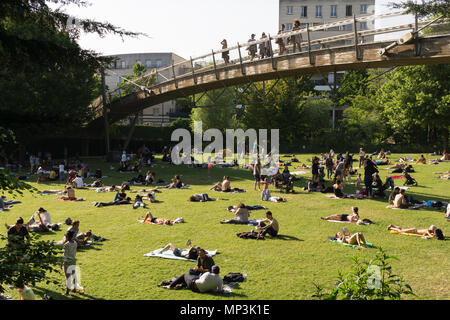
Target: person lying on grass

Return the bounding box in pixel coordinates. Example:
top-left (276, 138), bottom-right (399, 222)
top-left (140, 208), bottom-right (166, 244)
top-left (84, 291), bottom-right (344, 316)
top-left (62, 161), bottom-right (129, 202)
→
top-left (155, 242), bottom-right (199, 259)
top-left (133, 195), bottom-right (146, 209)
top-left (335, 228), bottom-right (368, 247)
top-left (387, 224), bottom-right (445, 240)
top-left (93, 191), bottom-right (131, 207)
top-left (227, 204), bottom-right (266, 212)
top-left (138, 211), bottom-right (182, 226)
top-left (321, 207), bottom-right (359, 223)
top-left (89, 185), bottom-right (119, 192)
top-left (162, 265), bottom-right (223, 293)
top-left (0, 196), bottom-right (12, 211)
top-left (256, 211), bottom-right (279, 237)
top-left (221, 203), bottom-right (250, 224)
top-left (188, 193), bottom-right (216, 202)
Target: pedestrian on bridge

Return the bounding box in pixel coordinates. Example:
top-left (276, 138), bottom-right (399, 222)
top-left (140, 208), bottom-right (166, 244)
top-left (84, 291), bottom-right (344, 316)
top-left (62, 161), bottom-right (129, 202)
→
top-left (276, 24), bottom-right (286, 55)
top-left (259, 33), bottom-right (268, 59)
top-left (247, 34), bottom-right (257, 61)
top-left (221, 39), bottom-right (230, 65)
top-left (291, 20), bottom-right (302, 53)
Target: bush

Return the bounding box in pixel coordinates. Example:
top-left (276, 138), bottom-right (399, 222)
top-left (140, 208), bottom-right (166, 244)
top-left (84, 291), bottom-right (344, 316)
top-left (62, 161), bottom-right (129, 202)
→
top-left (312, 248), bottom-right (414, 300)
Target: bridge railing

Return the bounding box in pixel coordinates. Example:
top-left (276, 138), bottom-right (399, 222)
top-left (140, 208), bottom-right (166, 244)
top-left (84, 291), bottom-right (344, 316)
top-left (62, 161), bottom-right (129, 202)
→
top-left (92, 11), bottom-right (448, 117)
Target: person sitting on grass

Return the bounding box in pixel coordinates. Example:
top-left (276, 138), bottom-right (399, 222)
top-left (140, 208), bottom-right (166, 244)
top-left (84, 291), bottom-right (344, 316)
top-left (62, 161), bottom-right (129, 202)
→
top-left (161, 175), bottom-right (184, 189)
top-left (335, 228), bottom-right (368, 247)
top-left (393, 189), bottom-right (411, 208)
top-left (145, 171), bottom-right (156, 185)
top-left (138, 211), bottom-right (176, 226)
top-left (256, 211), bottom-right (279, 237)
top-left (59, 186), bottom-right (77, 201)
top-left (189, 248), bottom-right (215, 276)
top-left (72, 175), bottom-right (85, 189)
top-left (93, 191), bottom-right (131, 207)
top-left (416, 154), bottom-right (426, 165)
top-left (321, 207), bottom-right (360, 223)
top-left (210, 176), bottom-right (244, 192)
top-left (387, 224), bottom-right (444, 240)
top-left (188, 193), bottom-right (216, 202)
top-left (333, 180), bottom-right (345, 198)
top-left (221, 203), bottom-right (250, 224)
top-left (5, 217), bottom-right (30, 247)
top-left (155, 242), bottom-right (199, 259)
top-left (163, 265), bottom-right (223, 293)
top-left (372, 172), bottom-right (385, 197)
top-left (388, 187), bottom-right (401, 205)
top-left (0, 196), bottom-right (12, 211)
top-left (143, 192), bottom-right (157, 203)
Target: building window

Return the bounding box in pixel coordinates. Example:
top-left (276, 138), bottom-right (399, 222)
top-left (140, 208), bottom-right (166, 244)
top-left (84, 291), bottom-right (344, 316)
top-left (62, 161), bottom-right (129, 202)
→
top-left (300, 23), bottom-right (307, 28)
top-left (360, 22), bottom-right (368, 30)
top-left (156, 60), bottom-right (162, 68)
top-left (121, 61), bottom-right (126, 69)
top-left (146, 60), bottom-right (152, 68)
top-left (285, 23), bottom-right (293, 31)
top-left (287, 6), bottom-right (293, 15)
top-left (316, 6), bottom-right (322, 18)
top-left (360, 4), bottom-right (367, 14)
top-left (330, 5), bottom-right (337, 18)
top-left (346, 5), bottom-right (353, 16)
top-left (301, 6), bottom-right (307, 18)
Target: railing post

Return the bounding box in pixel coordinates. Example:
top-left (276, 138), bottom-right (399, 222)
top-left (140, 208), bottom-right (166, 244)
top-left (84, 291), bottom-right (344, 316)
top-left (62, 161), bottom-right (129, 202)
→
top-left (353, 14), bottom-right (361, 60)
top-left (414, 12), bottom-right (420, 56)
top-left (190, 56), bottom-right (197, 84)
top-left (237, 42), bottom-right (246, 75)
top-left (172, 60), bottom-right (178, 89)
top-left (212, 49), bottom-right (219, 80)
top-left (306, 23), bottom-right (315, 65)
top-left (268, 34), bottom-right (277, 70)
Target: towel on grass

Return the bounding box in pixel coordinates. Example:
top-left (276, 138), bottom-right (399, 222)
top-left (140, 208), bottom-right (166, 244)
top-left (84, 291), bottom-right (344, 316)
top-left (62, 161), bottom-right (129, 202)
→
top-left (329, 238), bottom-right (375, 249)
top-left (144, 248), bottom-right (218, 261)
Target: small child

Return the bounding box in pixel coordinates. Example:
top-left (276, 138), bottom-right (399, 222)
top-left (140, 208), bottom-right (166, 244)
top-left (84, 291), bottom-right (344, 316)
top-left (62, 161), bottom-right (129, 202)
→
top-left (355, 173), bottom-right (362, 188)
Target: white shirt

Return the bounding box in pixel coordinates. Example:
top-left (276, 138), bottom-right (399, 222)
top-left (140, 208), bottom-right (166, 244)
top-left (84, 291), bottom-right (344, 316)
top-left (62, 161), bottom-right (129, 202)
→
top-left (63, 241), bottom-right (78, 263)
top-left (194, 272), bottom-right (223, 293)
top-left (446, 203), bottom-right (450, 218)
top-left (59, 164), bottom-right (65, 172)
top-left (121, 154), bottom-right (127, 162)
top-left (39, 211), bottom-right (51, 225)
top-left (73, 177), bottom-right (84, 188)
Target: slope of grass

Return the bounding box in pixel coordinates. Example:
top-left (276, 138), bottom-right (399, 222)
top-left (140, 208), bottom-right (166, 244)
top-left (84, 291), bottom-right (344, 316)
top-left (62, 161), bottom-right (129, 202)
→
top-left (1, 153), bottom-right (449, 300)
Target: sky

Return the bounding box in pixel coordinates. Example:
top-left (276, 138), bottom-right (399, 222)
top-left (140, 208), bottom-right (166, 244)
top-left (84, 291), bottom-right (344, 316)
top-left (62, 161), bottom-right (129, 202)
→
top-left (57, 0), bottom-right (413, 59)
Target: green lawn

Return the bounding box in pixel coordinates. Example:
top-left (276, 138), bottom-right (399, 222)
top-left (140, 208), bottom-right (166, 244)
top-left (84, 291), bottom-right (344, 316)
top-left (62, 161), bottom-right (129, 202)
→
top-left (1, 153), bottom-right (449, 300)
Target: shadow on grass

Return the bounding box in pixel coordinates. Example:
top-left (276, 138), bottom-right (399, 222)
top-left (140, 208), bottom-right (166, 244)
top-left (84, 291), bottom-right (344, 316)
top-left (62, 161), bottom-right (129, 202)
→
top-left (271, 234), bottom-right (303, 241)
top-left (76, 242), bottom-right (104, 252)
top-left (33, 286), bottom-right (105, 300)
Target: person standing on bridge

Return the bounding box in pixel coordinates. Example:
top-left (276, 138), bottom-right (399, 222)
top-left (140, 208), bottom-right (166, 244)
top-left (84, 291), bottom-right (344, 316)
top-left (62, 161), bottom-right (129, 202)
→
top-left (259, 33), bottom-right (268, 59)
top-left (291, 20), bottom-right (302, 53)
top-left (221, 39), bottom-right (230, 65)
top-left (247, 34), bottom-right (257, 61)
top-left (276, 24), bottom-right (286, 55)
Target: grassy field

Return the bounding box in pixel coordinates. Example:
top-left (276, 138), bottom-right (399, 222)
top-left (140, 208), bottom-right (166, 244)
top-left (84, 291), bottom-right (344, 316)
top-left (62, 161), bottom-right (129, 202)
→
top-left (1, 153), bottom-right (449, 300)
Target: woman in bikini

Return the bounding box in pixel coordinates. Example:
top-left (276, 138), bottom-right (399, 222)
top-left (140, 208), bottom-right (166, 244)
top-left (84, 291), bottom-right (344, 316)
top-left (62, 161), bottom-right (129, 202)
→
top-left (387, 224), bottom-right (444, 239)
top-left (139, 211), bottom-right (173, 225)
top-left (322, 207), bottom-right (360, 222)
top-left (335, 229), bottom-right (368, 247)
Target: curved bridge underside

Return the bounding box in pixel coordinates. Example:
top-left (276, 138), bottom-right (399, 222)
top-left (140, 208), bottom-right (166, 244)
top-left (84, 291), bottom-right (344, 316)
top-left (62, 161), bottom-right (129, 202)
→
top-left (88, 34), bottom-right (450, 129)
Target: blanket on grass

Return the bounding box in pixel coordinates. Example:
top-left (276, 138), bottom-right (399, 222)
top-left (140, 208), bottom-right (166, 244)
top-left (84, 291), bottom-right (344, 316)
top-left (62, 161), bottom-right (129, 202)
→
top-left (290, 171), bottom-right (308, 175)
top-left (328, 238), bottom-right (375, 249)
top-left (144, 248), bottom-right (218, 261)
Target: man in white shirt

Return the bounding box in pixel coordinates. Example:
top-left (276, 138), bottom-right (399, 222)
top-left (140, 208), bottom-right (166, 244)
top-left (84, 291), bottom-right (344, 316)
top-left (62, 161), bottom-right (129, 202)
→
top-left (445, 203), bottom-right (450, 219)
top-left (72, 175), bottom-right (84, 189)
top-left (192, 265), bottom-right (223, 293)
top-left (63, 230), bottom-right (83, 295)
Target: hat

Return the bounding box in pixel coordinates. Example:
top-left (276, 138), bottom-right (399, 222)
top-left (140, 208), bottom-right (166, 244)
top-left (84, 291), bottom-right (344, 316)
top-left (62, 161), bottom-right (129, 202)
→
top-left (211, 265), bottom-right (220, 274)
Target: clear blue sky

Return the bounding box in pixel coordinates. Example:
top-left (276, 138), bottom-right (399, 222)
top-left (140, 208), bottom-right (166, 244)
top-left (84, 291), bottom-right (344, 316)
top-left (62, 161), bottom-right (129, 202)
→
top-left (58, 0), bottom-right (411, 59)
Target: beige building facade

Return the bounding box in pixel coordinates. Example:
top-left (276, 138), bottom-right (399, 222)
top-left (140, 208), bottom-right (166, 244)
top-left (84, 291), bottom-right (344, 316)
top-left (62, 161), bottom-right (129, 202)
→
top-left (105, 52), bottom-right (189, 126)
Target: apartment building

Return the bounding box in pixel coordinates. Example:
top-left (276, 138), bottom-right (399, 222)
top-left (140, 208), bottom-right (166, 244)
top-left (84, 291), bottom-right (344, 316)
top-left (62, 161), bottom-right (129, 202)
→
top-left (105, 52), bottom-right (189, 126)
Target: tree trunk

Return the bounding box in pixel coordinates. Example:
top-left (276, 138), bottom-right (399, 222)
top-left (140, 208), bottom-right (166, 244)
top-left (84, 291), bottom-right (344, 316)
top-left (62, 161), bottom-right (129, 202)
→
top-left (443, 125), bottom-right (449, 153)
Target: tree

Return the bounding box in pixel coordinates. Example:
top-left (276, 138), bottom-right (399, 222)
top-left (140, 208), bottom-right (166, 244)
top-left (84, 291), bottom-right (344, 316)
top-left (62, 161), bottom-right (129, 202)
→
top-left (0, 0), bottom-right (144, 140)
top-left (0, 234), bottom-right (63, 297)
top-left (392, 0), bottom-right (450, 18)
top-left (379, 64), bottom-right (450, 152)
